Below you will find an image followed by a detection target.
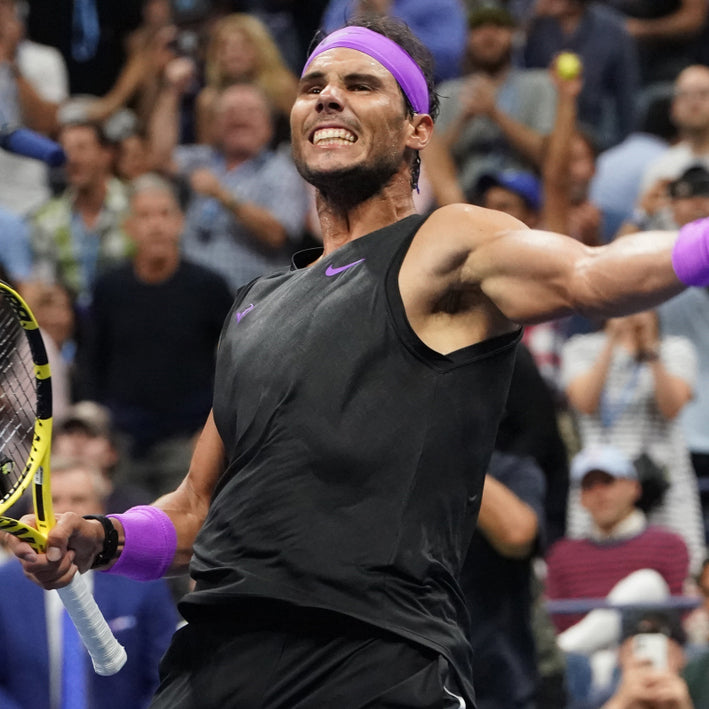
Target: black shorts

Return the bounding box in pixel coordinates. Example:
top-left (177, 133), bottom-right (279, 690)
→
top-left (149, 602), bottom-right (469, 709)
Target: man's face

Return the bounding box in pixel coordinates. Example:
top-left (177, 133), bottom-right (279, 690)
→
top-left (51, 467), bottom-right (103, 516)
top-left (580, 470), bottom-right (640, 532)
top-left (53, 430), bottom-right (118, 474)
top-left (482, 185), bottom-right (537, 226)
top-left (215, 85), bottom-right (274, 158)
top-left (60, 125), bottom-right (112, 191)
top-left (671, 67), bottom-right (709, 133)
top-left (291, 47), bottom-right (415, 199)
top-left (671, 193), bottom-right (709, 226)
top-left (126, 188), bottom-right (183, 259)
top-left (467, 24), bottom-right (513, 73)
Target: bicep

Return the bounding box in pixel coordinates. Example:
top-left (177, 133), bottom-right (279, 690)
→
top-left (469, 226), bottom-right (591, 324)
top-left (466, 220), bottom-right (681, 325)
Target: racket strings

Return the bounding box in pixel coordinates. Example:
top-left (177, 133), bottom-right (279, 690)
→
top-left (0, 295), bottom-right (36, 502)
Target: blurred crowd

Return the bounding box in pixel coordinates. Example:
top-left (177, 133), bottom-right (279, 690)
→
top-left (2, 0), bottom-right (709, 707)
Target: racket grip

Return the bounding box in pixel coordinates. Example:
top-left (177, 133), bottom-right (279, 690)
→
top-left (57, 573), bottom-right (128, 676)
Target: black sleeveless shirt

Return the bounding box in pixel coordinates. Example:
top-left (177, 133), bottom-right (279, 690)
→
top-left (183, 214), bottom-right (521, 695)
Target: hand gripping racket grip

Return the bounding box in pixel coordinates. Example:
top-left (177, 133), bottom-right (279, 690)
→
top-left (57, 573), bottom-right (127, 675)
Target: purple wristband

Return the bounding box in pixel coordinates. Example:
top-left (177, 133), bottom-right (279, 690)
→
top-left (103, 506), bottom-right (177, 581)
top-left (672, 217), bottom-right (709, 286)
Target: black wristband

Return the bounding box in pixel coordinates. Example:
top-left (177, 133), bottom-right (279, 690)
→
top-left (83, 514), bottom-right (119, 569)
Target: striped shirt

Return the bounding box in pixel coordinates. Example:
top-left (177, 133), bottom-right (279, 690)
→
top-left (545, 524), bottom-right (689, 632)
top-left (561, 332), bottom-right (706, 574)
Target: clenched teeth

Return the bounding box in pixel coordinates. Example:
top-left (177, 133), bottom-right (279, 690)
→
top-left (313, 128), bottom-right (356, 145)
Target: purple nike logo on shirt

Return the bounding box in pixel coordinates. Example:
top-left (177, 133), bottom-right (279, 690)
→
top-left (236, 303), bottom-right (255, 322)
top-left (325, 258), bottom-right (365, 276)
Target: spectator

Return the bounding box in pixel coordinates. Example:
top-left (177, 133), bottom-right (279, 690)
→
top-left (29, 121), bottom-right (132, 311)
top-left (429, 1), bottom-right (556, 201)
top-left (25, 0), bottom-right (143, 97)
top-left (18, 280), bottom-right (76, 420)
top-left (561, 310), bottom-right (706, 574)
top-left (592, 610), bottom-right (698, 709)
top-left (684, 558), bottom-right (709, 649)
top-left (196, 13), bottom-right (298, 147)
top-left (658, 167), bottom-right (709, 540)
top-left (150, 67), bottom-right (309, 292)
top-left (52, 400), bottom-right (152, 513)
top-left (460, 450), bottom-right (547, 709)
top-left (621, 164), bottom-right (709, 236)
top-left (638, 65), bottom-right (709, 230)
top-left (600, 0), bottom-right (709, 89)
top-left (320, 0), bottom-right (467, 83)
top-left (71, 4), bottom-right (183, 133)
top-left (0, 456), bottom-right (177, 709)
top-left (79, 174), bottom-right (233, 497)
top-left (522, 0), bottom-right (639, 149)
top-left (0, 206), bottom-right (33, 287)
top-left (0, 0), bottom-right (69, 216)
top-left (590, 94), bottom-right (677, 241)
top-left (545, 446), bottom-right (690, 689)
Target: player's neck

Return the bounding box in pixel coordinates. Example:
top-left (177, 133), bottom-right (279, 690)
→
top-left (316, 178), bottom-right (418, 255)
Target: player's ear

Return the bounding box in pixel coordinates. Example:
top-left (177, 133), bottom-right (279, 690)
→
top-left (407, 113), bottom-right (434, 152)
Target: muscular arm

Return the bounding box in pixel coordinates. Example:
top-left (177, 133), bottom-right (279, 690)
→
top-left (459, 207), bottom-right (684, 325)
top-left (402, 204), bottom-right (685, 354)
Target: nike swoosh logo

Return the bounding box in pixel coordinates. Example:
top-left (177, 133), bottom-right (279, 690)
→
top-left (325, 258), bottom-right (365, 276)
top-left (443, 686), bottom-right (466, 708)
top-left (236, 303), bottom-right (255, 322)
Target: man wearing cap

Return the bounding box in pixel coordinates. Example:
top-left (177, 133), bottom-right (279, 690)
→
top-left (476, 170), bottom-right (542, 227)
top-left (428, 0), bottom-right (557, 200)
top-left (545, 446), bottom-right (689, 666)
top-left (11, 15), bottom-right (709, 709)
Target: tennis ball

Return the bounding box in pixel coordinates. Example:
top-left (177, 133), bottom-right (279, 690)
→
top-left (556, 52), bottom-right (582, 80)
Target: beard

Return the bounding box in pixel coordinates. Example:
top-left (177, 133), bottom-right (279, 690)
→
top-left (294, 148), bottom-right (404, 211)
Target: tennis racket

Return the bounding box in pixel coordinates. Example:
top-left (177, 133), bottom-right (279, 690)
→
top-left (0, 280), bottom-right (127, 676)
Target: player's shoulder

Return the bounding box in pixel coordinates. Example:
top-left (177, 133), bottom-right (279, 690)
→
top-left (418, 203), bottom-right (528, 250)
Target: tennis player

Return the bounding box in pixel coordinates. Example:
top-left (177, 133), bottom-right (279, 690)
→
top-left (10, 16), bottom-right (709, 708)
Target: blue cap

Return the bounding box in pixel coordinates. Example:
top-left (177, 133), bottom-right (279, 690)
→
top-left (570, 445), bottom-right (637, 484)
top-left (477, 170), bottom-right (542, 211)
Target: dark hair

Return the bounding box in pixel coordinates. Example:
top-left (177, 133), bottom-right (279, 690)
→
top-left (59, 120), bottom-right (112, 149)
top-left (345, 15), bottom-right (440, 123)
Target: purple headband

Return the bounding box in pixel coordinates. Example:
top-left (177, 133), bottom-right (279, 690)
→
top-left (302, 26), bottom-right (430, 115)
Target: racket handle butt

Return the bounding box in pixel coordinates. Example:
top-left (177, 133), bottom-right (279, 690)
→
top-left (57, 573), bottom-right (128, 676)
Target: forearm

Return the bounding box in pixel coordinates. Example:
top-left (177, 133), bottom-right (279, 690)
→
top-left (565, 340), bottom-right (614, 414)
top-left (421, 135), bottom-right (465, 206)
top-left (491, 106), bottom-right (546, 167)
top-left (148, 85), bottom-right (181, 173)
top-left (541, 83), bottom-right (576, 233)
top-left (628, 0), bottom-right (707, 39)
top-left (15, 72), bottom-right (59, 136)
top-left (216, 187), bottom-right (288, 249)
top-left (476, 475), bottom-right (538, 558)
top-left (647, 358), bottom-right (692, 419)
